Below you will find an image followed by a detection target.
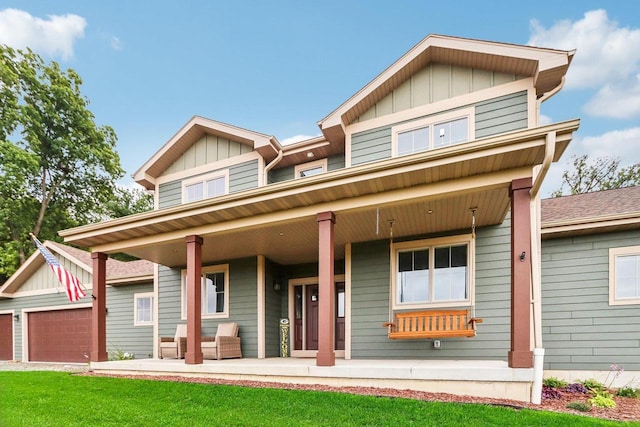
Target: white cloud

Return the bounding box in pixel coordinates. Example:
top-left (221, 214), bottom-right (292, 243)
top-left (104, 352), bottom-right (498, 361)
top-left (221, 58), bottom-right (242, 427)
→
top-left (110, 36), bottom-right (123, 51)
top-left (528, 9), bottom-right (640, 90)
top-left (539, 114), bottom-right (553, 125)
top-left (280, 134), bottom-right (320, 145)
top-left (583, 74), bottom-right (640, 119)
top-left (0, 8), bottom-right (86, 60)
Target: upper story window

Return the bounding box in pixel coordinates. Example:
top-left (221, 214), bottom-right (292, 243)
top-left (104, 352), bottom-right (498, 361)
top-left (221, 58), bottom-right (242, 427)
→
top-left (182, 170), bottom-right (229, 203)
top-left (610, 246), bottom-right (640, 305)
top-left (391, 235), bottom-right (474, 310)
top-left (392, 108), bottom-right (473, 157)
top-left (182, 264), bottom-right (229, 319)
top-left (294, 159), bottom-right (327, 179)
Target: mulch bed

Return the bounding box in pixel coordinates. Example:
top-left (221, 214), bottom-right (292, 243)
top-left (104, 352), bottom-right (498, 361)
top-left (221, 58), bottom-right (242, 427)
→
top-left (82, 372), bottom-right (640, 422)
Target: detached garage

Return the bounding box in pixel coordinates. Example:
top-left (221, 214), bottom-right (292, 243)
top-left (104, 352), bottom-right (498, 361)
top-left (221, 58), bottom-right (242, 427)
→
top-left (28, 308), bottom-right (91, 363)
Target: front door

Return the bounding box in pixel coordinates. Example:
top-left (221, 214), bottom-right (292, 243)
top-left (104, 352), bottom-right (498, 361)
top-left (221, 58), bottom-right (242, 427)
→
top-left (293, 282), bottom-right (345, 353)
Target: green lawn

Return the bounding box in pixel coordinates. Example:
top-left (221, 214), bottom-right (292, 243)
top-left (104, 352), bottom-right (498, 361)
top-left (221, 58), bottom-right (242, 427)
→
top-left (0, 372), bottom-right (635, 426)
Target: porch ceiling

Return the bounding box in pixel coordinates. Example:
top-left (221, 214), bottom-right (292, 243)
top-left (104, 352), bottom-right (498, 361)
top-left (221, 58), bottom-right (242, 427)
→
top-left (60, 121), bottom-right (579, 268)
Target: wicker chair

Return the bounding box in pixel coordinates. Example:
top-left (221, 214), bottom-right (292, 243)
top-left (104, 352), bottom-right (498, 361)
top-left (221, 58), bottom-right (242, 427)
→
top-left (158, 324), bottom-right (187, 359)
top-left (202, 322), bottom-right (242, 360)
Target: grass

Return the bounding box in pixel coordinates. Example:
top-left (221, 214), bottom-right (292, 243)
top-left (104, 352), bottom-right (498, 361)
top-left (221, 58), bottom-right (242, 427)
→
top-left (0, 372), bottom-right (636, 426)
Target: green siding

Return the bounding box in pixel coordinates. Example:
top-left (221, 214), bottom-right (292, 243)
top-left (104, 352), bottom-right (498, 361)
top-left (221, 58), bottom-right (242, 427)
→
top-left (0, 283), bottom-right (154, 361)
top-left (357, 64), bottom-right (521, 121)
top-left (541, 229), bottom-right (640, 371)
top-left (157, 257), bottom-right (259, 358)
top-left (351, 92), bottom-right (529, 166)
top-left (350, 218), bottom-right (511, 359)
top-left (475, 91), bottom-right (528, 138)
top-left (229, 159), bottom-right (259, 193)
top-left (158, 159), bottom-right (259, 208)
top-left (327, 153), bottom-right (345, 171)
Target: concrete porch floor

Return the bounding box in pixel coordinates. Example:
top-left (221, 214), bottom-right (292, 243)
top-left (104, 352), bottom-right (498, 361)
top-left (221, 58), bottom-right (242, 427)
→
top-left (90, 358), bottom-right (536, 402)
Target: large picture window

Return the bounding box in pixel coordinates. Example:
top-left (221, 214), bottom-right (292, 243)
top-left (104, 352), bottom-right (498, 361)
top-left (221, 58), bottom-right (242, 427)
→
top-left (182, 264), bottom-right (230, 318)
top-left (609, 247), bottom-right (640, 305)
top-left (392, 108), bottom-right (473, 157)
top-left (392, 236), bottom-right (474, 309)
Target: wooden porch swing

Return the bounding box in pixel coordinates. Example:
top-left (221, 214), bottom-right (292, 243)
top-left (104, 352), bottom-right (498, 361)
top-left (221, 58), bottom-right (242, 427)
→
top-left (382, 309), bottom-right (482, 340)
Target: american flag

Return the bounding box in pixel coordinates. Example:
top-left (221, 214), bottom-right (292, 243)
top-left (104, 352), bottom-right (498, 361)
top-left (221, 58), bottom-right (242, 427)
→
top-left (31, 235), bottom-right (86, 302)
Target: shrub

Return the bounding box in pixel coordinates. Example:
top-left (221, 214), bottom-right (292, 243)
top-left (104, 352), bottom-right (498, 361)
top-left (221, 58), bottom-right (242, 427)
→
top-left (541, 386), bottom-right (562, 400)
top-left (566, 401), bottom-right (592, 412)
top-left (564, 383), bottom-right (589, 394)
top-left (616, 387), bottom-right (639, 398)
top-left (543, 377), bottom-right (568, 388)
top-left (108, 349), bottom-right (134, 361)
top-left (579, 378), bottom-right (606, 393)
top-left (589, 391), bottom-right (616, 408)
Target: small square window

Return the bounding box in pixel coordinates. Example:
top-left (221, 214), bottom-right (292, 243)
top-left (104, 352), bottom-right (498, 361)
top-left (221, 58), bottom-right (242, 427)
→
top-left (294, 159), bottom-right (328, 179)
top-left (134, 293), bottom-right (154, 326)
top-left (610, 247), bottom-right (640, 305)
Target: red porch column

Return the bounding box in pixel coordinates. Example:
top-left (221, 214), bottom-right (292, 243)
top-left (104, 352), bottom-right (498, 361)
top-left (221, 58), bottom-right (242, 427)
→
top-left (185, 235), bottom-right (203, 364)
top-left (91, 252), bottom-right (108, 362)
top-left (509, 178), bottom-right (533, 368)
top-left (317, 211), bottom-right (336, 366)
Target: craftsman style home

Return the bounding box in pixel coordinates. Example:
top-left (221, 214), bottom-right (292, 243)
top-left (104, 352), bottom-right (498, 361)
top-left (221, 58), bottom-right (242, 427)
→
top-left (9, 33), bottom-right (630, 403)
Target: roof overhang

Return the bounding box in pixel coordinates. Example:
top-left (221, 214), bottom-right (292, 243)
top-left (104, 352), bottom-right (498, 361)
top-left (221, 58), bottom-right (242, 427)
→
top-left (542, 212), bottom-right (640, 239)
top-left (61, 120), bottom-right (578, 267)
top-left (133, 116), bottom-right (281, 190)
top-left (318, 34), bottom-right (575, 145)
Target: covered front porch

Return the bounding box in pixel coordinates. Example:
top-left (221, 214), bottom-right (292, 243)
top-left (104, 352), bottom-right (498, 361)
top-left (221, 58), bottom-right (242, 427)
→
top-left (89, 357), bottom-right (535, 402)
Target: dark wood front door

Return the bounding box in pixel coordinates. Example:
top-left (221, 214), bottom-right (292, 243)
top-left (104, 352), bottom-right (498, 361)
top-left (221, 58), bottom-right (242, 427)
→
top-left (294, 282), bottom-right (345, 351)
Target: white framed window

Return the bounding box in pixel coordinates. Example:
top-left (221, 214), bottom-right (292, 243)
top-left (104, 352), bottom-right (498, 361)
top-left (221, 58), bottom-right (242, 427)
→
top-left (134, 293), bottom-right (154, 326)
top-left (294, 158), bottom-right (327, 179)
top-left (182, 170), bottom-right (229, 203)
top-left (391, 235), bottom-right (474, 310)
top-left (609, 246), bottom-right (640, 305)
top-left (181, 264), bottom-right (230, 319)
top-left (392, 108), bottom-right (473, 157)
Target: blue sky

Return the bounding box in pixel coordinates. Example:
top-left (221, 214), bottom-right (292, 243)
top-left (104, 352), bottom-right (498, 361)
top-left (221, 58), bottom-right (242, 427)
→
top-left (1, 1), bottom-right (639, 197)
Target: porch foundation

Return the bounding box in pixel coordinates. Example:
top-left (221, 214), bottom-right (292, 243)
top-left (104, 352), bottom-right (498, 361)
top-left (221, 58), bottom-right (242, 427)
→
top-left (90, 358), bottom-right (535, 403)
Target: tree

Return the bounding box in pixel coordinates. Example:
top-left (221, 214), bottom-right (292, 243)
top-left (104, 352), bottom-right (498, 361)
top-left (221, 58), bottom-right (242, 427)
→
top-left (104, 186), bottom-right (153, 219)
top-left (0, 45), bottom-right (124, 280)
top-left (551, 154), bottom-right (640, 197)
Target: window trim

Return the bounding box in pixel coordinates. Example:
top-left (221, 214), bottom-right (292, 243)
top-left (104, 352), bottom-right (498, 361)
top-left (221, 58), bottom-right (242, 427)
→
top-left (133, 292), bottom-right (154, 326)
top-left (181, 169), bottom-right (230, 203)
top-left (391, 107), bottom-right (475, 157)
top-left (181, 264), bottom-right (230, 319)
top-left (391, 235), bottom-right (475, 310)
top-left (294, 158), bottom-right (328, 179)
top-left (609, 246), bottom-right (640, 305)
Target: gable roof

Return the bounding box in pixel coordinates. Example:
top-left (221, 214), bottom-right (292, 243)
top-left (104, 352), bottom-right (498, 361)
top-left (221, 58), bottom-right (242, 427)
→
top-left (318, 34), bottom-right (575, 144)
top-left (541, 186), bottom-right (640, 238)
top-left (0, 241), bottom-right (154, 297)
top-left (133, 116), bottom-right (281, 190)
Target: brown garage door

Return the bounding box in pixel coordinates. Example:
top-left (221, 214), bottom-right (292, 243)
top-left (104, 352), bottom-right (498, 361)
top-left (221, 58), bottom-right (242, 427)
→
top-left (0, 313), bottom-right (12, 360)
top-left (28, 308), bottom-right (91, 363)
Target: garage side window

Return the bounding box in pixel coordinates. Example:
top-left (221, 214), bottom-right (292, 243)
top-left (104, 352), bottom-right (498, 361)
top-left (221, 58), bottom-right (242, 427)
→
top-left (610, 246), bottom-right (640, 305)
top-left (134, 293), bottom-right (154, 326)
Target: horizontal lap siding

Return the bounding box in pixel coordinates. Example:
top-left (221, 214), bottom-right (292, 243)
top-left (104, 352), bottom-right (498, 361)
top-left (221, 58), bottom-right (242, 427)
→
top-left (158, 181), bottom-right (182, 209)
top-left (351, 127), bottom-right (392, 166)
top-left (106, 283), bottom-right (154, 359)
top-left (264, 259), bottom-right (281, 357)
top-left (229, 160), bottom-right (259, 193)
top-left (541, 230), bottom-right (640, 371)
top-left (158, 258), bottom-right (259, 358)
top-left (475, 91), bottom-right (527, 138)
top-left (350, 218), bottom-right (511, 360)
top-left (268, 153), bottom-right (345, 184)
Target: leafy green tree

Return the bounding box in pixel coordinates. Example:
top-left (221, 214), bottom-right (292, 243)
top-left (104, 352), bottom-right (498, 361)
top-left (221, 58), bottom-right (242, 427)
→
top-left (0, 45), bottom-right (124, 281)
top-left (104, 186), bottom-right (153, 219)
top-left (551, 154), bottom-right (640, 197)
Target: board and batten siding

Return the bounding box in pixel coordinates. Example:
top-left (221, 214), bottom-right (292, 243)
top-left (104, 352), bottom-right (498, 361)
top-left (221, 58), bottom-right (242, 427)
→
top-left (350, 91), bottom-right (528, 166)
top-left (161, 134), bottom-right (253, 176)
top-left (0, 283), bottom-right (153, 361)
top-left (19, 258), bottom-right (91, 293)
top-left (357, 64), bottom-right (521, 122)
top-left (541, 229), bottom-right (640, 371)
top-left (350, 217), bottom-right (511, 359)
top-left (158, 159), bottom-right (260, 209)
top-left (268, 153), bottom-right (346, 184)
top-left (157, 257), bottom-right (259, 358)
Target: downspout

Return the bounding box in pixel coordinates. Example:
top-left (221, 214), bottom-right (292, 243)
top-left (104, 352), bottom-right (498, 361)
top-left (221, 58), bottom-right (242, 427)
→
top-left (528, 76), bottom-right (564, 404)
top-left (529, 130), bottom-right (556, 404)
top-left (263, 148), bottom-right (283, 186)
